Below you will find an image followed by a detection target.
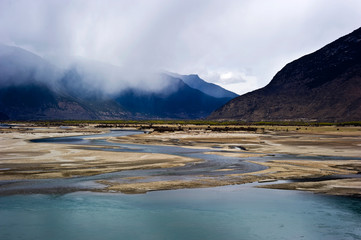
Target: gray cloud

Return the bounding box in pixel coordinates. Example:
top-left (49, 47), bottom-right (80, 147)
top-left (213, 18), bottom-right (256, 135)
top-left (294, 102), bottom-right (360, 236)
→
top-left (1, 0), bottom-right (361, 94)
top-left (0, 43), bottom-right (61, 87)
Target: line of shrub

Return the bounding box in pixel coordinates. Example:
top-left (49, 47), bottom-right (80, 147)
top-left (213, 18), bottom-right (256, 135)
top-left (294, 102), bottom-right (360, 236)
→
top-left (2, 120), bottom-right (361, 127)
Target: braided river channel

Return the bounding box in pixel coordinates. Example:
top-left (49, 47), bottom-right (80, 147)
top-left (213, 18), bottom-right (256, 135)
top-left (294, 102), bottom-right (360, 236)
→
top-left (0, 130), bottom-right (360, 240)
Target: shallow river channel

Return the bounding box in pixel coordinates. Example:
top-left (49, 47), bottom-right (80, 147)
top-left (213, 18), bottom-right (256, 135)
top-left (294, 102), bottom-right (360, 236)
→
top-left (0, 130), bottom-right (360, 240)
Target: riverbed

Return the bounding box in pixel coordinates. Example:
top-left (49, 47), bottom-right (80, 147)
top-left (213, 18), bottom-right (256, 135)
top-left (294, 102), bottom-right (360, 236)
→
top-left (2, 127), bottom-right (360, 195)
top-left (1, 125), bottom-right (361, 239)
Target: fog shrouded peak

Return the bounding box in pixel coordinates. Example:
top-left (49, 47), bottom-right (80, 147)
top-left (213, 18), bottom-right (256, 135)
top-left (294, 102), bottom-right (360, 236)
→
top-left (59, 58), bottom-right (176, 96)
top-left (0, 0), bottom-right (361, 94)
top-left (0, 43), bottom-right (178, 96)
top-left (0, 44), bottom-right (236, 120)
top-left (0, 43), bottom-right (60, 87)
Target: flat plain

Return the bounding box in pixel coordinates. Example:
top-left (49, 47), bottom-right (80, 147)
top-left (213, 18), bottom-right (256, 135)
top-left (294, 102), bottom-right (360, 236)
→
top-left (0, 123), bottom-right (360, 196)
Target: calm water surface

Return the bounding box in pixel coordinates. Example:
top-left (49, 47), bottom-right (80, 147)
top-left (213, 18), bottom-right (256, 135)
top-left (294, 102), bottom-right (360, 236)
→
top-left (0, 185), bottom-right (360, 240)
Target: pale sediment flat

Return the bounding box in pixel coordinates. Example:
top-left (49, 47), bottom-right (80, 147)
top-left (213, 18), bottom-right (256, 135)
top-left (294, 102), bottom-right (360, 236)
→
top-left (0, 127), bottom-right (200, 181)
top-left (111, 127), bottom-right (361, 157)
top-left (98, 159), bottom-right (360, 195)
top-left (258, 178), bottom-right (361, 197)
top-left (1, 125), bottom-right (361, 197)
top-left (106, 126), bottom-right (361, 196)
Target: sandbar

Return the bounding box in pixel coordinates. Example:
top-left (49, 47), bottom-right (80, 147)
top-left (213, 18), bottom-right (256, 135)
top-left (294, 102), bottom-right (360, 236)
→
top-left (1, 124), bottom-right (361, 197)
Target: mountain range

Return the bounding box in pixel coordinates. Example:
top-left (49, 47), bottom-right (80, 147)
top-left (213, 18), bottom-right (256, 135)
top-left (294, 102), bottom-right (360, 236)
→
top-left (2, 27), bottom-right (361, 122)
top-left (0, 44), bottom-right (237, 120)
top-left (209, 27), bottom-right (361, 122)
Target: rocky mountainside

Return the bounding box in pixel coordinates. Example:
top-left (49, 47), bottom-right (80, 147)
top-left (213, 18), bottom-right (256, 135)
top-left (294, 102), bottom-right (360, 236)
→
top-left (209, 27), bottom-right (361, 122)
top-left (0, 44), bottom-right (236, 120)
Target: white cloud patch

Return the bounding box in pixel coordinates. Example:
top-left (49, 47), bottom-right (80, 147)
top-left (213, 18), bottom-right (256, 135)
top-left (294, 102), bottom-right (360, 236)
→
top-left (0, 0), bottom-right (361, 95)
top-left (199, 69), bottom-right (261, 95)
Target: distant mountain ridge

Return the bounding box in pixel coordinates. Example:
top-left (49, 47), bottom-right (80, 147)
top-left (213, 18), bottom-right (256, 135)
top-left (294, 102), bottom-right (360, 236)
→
top-left (115, 77), bottom-right (231, 119)
top-left (166, 72), bottom-right (238, 98)
top-left (0, 44), bottom-right (237, 120)
top-left (209, 27), bottom-right (361, 122)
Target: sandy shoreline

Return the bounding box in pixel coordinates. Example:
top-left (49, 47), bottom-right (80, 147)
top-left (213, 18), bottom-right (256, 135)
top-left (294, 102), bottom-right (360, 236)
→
top-left (0, 124), bottom-right (360, 197)
top-left (111, 127), bottom-right (361, 157)
top-left (0, 127), bottom-right (199, 181)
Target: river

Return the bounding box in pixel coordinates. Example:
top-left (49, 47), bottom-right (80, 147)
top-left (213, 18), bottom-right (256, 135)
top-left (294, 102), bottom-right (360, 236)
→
top-left (0, 130), bottom-right (360, 239)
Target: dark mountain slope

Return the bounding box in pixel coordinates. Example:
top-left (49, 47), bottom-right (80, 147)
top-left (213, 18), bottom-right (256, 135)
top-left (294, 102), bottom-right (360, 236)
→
top-left (0, 82), bottom-right (129, 120)
top-left (209, 27), bottom-right (361, 122)
top-left (115, 77), bottom-right (231, 119)
top-left (0, 83), bottom-right (92, 120)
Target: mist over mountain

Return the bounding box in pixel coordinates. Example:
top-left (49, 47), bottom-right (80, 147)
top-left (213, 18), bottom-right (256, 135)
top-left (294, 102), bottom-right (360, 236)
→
top-left (209, 28), bottom-right (361, 122)
top-left (0, 44), bottom-right (236, 120)
top-left (115, 75), bottom-right (233, 119)
top-left (0, 44), bottom-right (60, 87)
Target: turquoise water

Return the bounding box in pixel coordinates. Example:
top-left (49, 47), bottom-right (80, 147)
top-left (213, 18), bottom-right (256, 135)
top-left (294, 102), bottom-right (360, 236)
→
top-left (1, 185), bottom-right (360, 240)
top-left (2, 130), bottom-right (361, 239)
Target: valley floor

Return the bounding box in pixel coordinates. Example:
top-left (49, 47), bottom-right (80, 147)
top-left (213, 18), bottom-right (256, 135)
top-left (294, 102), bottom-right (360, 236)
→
top-left (0, 124), bottom-right (360, 197)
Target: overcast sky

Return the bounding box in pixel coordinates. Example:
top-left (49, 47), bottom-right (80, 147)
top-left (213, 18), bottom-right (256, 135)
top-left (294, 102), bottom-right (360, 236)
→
top-left (0, 0), bottom-right (361, 94)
